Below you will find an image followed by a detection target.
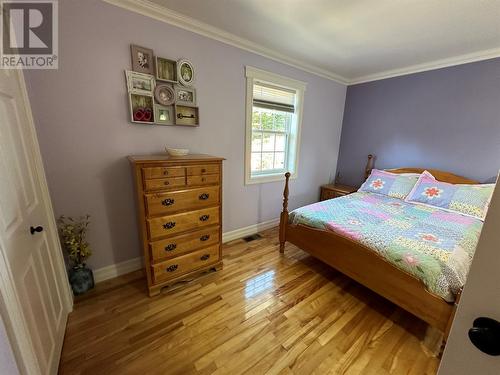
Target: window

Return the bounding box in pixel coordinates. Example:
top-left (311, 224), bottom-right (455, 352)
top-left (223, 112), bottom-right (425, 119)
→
top-left (245, 66), bottom-right (306, 184)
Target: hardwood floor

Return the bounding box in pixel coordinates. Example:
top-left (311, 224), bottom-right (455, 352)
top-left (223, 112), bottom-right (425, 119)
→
top-left (59, 227), bottom-right (441, 374)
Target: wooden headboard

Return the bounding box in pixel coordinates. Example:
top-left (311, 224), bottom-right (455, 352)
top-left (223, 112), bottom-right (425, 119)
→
top-left (364, 155), bottom-right (479, 185)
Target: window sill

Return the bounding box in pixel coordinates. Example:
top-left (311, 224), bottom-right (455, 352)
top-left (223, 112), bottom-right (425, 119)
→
top-left (245, 171), bottom-right (297, 185)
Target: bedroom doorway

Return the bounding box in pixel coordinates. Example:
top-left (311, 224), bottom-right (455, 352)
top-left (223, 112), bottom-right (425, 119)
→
top-left (438, 176), bottom-right (500, 374)
top-left (0, 69), bottom-right (73, 374)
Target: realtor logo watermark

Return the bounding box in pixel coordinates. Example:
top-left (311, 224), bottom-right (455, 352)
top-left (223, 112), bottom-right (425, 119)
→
top-left (1, 0), bottom-right (58, 69)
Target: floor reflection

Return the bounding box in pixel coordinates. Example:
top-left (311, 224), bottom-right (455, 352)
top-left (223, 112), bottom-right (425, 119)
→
top-left (245, 270), bottom-right (275, 298)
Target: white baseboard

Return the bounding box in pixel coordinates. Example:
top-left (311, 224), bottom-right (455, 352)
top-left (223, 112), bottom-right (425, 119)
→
top-left (93, 256), bottom-right (143, 283)
top-left (93, 218), bottom-right (279, 283)
top-left (221, 218), bottom-right (279, 243)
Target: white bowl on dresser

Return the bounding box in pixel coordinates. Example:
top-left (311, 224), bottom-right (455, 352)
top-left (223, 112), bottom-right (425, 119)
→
top-left (165, 147), bottom-right (189, 157)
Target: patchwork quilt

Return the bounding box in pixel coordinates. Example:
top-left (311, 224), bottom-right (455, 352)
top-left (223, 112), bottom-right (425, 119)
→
top-left (289, 192), bottom-right (483, 301)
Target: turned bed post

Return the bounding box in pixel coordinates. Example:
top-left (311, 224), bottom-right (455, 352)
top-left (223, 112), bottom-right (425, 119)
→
top-left (365, 154), bottom-right (374, 180)
top-left (279, 172), bottom-right (291, 253)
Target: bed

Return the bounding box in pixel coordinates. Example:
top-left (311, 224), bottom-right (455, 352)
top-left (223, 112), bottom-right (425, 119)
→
top-left (278, 156), bottom-right (482, 338)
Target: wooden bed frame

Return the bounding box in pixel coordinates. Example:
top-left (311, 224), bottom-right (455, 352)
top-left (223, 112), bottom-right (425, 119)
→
top-left (279, 155), bottom-right (475, 339)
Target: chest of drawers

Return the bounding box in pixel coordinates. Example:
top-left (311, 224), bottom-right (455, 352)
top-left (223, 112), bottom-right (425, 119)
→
top-left (129, 154), bottom-right (224, 296)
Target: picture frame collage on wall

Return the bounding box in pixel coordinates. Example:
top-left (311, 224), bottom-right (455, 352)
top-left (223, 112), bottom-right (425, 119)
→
top-left (126, 44), bottom-right (199, 126)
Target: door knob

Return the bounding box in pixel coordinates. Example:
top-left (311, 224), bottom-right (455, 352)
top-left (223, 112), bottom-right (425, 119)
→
top-left (468, 317), bottom-right (500, 356)
top-left (30, 226), bottom-right (44, 235)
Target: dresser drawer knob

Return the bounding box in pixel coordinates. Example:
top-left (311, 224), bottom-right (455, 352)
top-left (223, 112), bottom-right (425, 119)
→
top-left (165, 243), bottom-right (177, 252)
top-left (199, 215), bottom-right (209, 222)
top-left (200, 254), bottom-right (210, 261)
top-left (164, 181), bottom-right (170, 186)
top-left (202, 177), bottom-right (206, 182)
top-left (166, 264), bottom-right (178, 272)
top-left (163, 170), bottom-right (169, 175)
top-left (161, 198), bottom-right (175, 206)
top-left (163, 222), bottom-right (176, 229)
top-left (199, 193), bottom-right (209, 200)
top-left (201, 168), bottom-right (206, 173)
top-left (200, 235), bottom-right (210, 241)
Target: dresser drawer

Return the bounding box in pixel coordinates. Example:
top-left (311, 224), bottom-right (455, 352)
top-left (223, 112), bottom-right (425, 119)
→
top-left (152, 245), bottom-right (220, 284)
top-left (144, 177), bottom-right (186, 191)
top-left (145, 186), bottom-right (220, 216)
top-left (148, 206), bottom-right (220, 240)
top-left (187, 174), bottom-right (220, 187)
top-left (143, 166), bottom-right (185, 179)
top-left (150, 226), bottom-right (219, 263)
top-left (320, 190), bottom-right (345, 201)
top-left (186, 164), bottom-right (220, 176)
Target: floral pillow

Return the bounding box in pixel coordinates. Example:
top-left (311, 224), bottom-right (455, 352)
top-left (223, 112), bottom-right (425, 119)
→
top-left (405, 170), bottom-right (495, 220)
top-left (358, 169), bottom-right (420, 199)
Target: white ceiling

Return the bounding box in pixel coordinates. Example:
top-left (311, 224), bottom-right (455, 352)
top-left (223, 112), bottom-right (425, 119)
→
top-left (122, 0), bottom-right (500, 84)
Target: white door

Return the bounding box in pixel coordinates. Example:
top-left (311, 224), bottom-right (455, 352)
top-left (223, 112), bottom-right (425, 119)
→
top-left (438, 177), bottom-right (500, 374)
top-left (0, 69), bottom-right (72, 374)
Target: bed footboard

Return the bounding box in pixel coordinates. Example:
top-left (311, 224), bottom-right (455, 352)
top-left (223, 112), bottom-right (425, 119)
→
top-left (279, 172), bottom-right (291, 253)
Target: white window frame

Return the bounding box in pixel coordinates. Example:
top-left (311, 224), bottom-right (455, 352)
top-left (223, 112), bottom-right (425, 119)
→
top-left (245, 66), bottom-right (306, 185)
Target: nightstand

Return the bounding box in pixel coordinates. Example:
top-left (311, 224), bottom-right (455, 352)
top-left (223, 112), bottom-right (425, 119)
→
top-left (320, 183), bottom-right (358, 201)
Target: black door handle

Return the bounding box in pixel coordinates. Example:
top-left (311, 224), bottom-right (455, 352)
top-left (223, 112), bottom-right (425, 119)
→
top-left (468, 317), bottom-right (500, 356)
top-left (30, 226), bottom-right (44, 235)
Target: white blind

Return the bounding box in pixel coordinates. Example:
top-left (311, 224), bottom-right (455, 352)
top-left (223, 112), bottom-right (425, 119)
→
top-left (253, 82), bottom-right (295, 113)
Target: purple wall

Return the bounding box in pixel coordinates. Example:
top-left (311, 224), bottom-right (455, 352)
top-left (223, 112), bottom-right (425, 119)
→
top-left (337, 58), bottom-right (500, 186)
top-left (24, 0), bottom-right (346, 270)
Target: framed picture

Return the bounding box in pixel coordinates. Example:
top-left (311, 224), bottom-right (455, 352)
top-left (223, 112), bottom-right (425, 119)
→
top-left (154, 84), bottom-right (175, 106)
top-left (130, 44), bottom-right (154, 74)
top-left (154, 104), bottom-right (174, 125)
top-left (156, 57), bottom-right (177, 83)
top-left (175, 105), bottom-right (199, 126)
top-left (125, 70), bottom-right (155, 95)
top-left (174, 85), bottom-right (196, 107)
top-left (129, 93), bottom-right (154, 124)
top-left (177, 59), bottom-right (195, 86)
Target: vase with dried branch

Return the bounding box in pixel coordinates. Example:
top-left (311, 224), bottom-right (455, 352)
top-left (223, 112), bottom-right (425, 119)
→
top-left (57, 215), bottom-right (94, 295)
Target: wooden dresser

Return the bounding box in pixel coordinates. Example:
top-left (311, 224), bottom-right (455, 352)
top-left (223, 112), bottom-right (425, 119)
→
top-left (129, 154), bottom-right (224, 296)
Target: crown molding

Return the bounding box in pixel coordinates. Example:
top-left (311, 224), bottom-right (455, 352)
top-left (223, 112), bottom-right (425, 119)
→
top-left (349, 47), bottom-right (500, 85)
top-left (102, 0), bottom-right (349, 85)
top-left (103, 0), bottom-right (500, 86)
